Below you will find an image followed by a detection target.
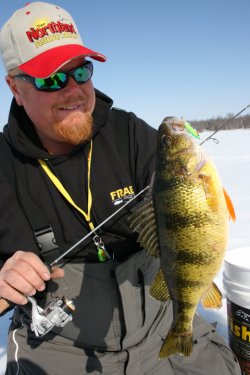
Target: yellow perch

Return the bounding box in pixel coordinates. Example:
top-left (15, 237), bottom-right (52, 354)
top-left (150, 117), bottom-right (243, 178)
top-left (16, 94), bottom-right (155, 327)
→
top-left (129, 117), bottom-right (236, 358)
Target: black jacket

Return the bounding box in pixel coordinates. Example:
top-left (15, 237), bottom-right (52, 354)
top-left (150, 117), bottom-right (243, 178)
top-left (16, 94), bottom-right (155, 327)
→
top-left (0, 89), bottom-right (157, 266)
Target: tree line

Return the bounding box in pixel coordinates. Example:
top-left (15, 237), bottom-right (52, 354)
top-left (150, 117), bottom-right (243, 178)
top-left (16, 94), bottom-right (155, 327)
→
top-left (189, 113), bottom-right (250, 132)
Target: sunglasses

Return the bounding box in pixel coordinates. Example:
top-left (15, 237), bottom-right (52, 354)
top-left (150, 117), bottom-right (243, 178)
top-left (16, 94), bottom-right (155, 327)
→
top-left (13, 61), bottom-right (93, 92)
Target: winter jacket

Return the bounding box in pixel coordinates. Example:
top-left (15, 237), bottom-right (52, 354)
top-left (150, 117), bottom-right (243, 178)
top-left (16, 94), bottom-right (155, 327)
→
top-left (0, 89), bottom-right (156, 266)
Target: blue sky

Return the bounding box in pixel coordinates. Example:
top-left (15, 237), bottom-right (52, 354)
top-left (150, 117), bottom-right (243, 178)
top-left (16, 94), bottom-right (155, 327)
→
top-left (0, 0), bottom-right (249, 129)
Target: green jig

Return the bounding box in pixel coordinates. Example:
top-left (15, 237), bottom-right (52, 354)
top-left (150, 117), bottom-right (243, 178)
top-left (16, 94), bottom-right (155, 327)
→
top-left (184, 122), bottom-right (200, 139)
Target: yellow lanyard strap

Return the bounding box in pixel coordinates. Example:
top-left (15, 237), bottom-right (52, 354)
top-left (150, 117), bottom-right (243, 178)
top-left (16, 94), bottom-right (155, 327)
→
top-left (38, 141), bottom-right (95, 231)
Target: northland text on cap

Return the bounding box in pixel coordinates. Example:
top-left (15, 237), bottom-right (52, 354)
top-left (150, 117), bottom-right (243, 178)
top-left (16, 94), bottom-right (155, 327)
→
top-left (0, 1), bottom-right (106, 78)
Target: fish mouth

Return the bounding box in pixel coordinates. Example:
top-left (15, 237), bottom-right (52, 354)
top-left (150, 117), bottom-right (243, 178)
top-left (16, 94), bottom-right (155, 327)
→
top-left (162, 117), bottom-right (185, 129)
top-left (162, 119), bottom-right (186, 137)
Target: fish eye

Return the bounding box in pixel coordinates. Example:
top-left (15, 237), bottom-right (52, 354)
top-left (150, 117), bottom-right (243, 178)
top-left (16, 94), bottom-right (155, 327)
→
top-left (167, 136), bottom-right (172, 144)
top-left (161, 134), bottom-right (171, 146)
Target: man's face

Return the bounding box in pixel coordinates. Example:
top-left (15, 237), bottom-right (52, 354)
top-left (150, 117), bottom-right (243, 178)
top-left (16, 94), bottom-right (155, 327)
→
top-left (6, 58), bottom-right (96, 151)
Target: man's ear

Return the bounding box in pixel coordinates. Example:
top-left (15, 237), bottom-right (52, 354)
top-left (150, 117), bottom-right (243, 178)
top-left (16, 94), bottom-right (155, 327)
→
top-left (5, 75), bottom-right (23, 106)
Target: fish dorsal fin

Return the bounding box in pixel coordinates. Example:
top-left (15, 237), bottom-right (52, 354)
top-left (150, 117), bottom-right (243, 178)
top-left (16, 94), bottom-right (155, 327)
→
top-left (128, 195), bottom-right (160, 258)
top-left (200, 282), bottom-right (222, 309)
top-left (150, 268), bottom-right (170, 301)
top-left (223, 188), bottom-right (236, 222)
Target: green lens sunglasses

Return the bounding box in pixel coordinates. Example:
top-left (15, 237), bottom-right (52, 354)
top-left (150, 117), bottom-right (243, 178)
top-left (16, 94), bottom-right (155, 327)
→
top-left (13, 61), bottom-right (93, 92)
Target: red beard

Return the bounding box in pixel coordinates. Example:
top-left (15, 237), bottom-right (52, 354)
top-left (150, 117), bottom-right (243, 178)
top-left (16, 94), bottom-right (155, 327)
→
top-left (54, 112), bottom-right (93, 145)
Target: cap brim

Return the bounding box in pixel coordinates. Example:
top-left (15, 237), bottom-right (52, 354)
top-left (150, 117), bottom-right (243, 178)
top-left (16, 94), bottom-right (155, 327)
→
top-left (19, 44), bottom-right (106, 78)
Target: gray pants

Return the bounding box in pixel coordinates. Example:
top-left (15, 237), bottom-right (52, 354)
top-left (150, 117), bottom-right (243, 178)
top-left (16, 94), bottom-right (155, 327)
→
top-left (5, 251), bottom-right (240, 375)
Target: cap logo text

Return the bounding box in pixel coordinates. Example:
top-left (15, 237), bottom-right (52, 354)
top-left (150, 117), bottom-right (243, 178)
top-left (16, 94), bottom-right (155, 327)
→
top-left (26, 21), bottom-right (77, 43)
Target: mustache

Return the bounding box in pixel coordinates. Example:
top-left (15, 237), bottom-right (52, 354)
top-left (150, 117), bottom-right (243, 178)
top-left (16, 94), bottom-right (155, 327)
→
top-left (56, 95), bottom-right (87, 107)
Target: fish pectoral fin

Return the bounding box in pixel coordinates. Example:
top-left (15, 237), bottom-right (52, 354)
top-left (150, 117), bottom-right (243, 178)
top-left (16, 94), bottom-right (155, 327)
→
top-left (159, 329), bottom-right (193, 358)
top-left (200, 282), bottom-right (222, 309)
top-left (223, 188), bottom-right (236, 222)
top-left (150, 269), bottom-right (170, 301)
top-left (128, 195), bottom-right (160, 258)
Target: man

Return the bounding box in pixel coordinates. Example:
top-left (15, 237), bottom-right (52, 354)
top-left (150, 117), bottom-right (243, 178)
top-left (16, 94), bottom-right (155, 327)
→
top-left (0, 2), bottom-right (241, 374)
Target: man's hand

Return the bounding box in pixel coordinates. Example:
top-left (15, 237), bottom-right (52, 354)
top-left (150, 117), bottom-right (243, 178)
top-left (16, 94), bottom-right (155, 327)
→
top-left (0, 250), bottom-right (64, 305)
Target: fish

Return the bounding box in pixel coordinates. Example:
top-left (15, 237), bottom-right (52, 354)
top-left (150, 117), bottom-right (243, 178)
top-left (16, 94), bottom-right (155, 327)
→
top-left (128, 117), bottom-right (236, 358)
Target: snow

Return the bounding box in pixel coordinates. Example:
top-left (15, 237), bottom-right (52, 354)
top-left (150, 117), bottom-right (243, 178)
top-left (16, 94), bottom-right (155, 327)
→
top-left (0, 129), bottom-right (250, 374)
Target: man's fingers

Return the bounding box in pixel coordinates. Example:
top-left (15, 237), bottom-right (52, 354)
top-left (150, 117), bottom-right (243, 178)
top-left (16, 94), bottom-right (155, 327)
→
top-left (1, 252), bottom-right (49, 292)
top-left (0, 281), bottom-right (28, 305)
top-left (50, 267), bottom-right (64, 279)
top-left (2, 268), bottom-right (38, 295)
top-left (0, 252), bottom-right (65, 307)
top-left (11, 251), bottom-right (51, 281)
top-left (0, 251), bottom-right (51, 304)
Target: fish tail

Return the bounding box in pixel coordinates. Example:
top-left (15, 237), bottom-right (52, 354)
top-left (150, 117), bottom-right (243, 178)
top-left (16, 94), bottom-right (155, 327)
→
top-left (159, 330), bottom-right (193, 359)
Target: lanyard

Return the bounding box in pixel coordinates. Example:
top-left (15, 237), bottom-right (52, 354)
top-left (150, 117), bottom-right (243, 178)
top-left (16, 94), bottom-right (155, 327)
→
top-left (38, 141), bottom-right (110, 261)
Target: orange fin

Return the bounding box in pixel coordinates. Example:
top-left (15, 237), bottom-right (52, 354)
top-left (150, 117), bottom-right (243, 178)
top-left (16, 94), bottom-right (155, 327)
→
top-left (159, 329), bottom-right (193, 358)
top-left (150, 269), bottom-right (170, 301)
top-left (200, 282), bottom-right (222, 309)
top-left (223, 188), bottom-right (236, 222)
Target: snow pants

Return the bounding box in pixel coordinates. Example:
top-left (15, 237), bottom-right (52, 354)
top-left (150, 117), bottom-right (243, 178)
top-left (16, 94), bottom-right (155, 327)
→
top-left (5, 251), bottom-right (241, 375)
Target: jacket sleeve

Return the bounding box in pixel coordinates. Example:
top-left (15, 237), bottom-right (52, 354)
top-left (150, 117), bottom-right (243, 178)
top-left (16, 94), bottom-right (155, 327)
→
top-left (127, 112), bottom-right (157, 192)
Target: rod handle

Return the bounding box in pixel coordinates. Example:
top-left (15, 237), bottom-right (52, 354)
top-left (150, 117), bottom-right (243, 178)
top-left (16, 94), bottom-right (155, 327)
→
top-left (0, 298), bottom-right (12, 315)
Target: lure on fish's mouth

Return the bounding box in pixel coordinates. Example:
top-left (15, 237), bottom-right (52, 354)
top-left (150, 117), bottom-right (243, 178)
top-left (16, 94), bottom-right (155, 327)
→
top-left (184, 121), bottom-right (200, 139)
top-left (161, 117), bottom-right (200, 139)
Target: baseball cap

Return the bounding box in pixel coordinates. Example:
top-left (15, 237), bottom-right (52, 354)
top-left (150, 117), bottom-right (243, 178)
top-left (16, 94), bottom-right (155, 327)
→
top-left (0, 2), bottom-right (106, 78)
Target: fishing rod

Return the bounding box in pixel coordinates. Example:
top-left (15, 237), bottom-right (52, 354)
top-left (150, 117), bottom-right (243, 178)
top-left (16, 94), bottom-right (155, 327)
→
top-left (50, 184), bottom-right (150, 267)
top-left (199, 103), bottom-right (250, 146)
top-left (0, 184), bottom-right (150, 324)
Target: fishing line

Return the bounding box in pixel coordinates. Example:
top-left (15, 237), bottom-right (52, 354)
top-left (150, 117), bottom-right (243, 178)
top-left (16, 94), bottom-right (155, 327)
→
top-left (199, 103), bottom-right (250, 146)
